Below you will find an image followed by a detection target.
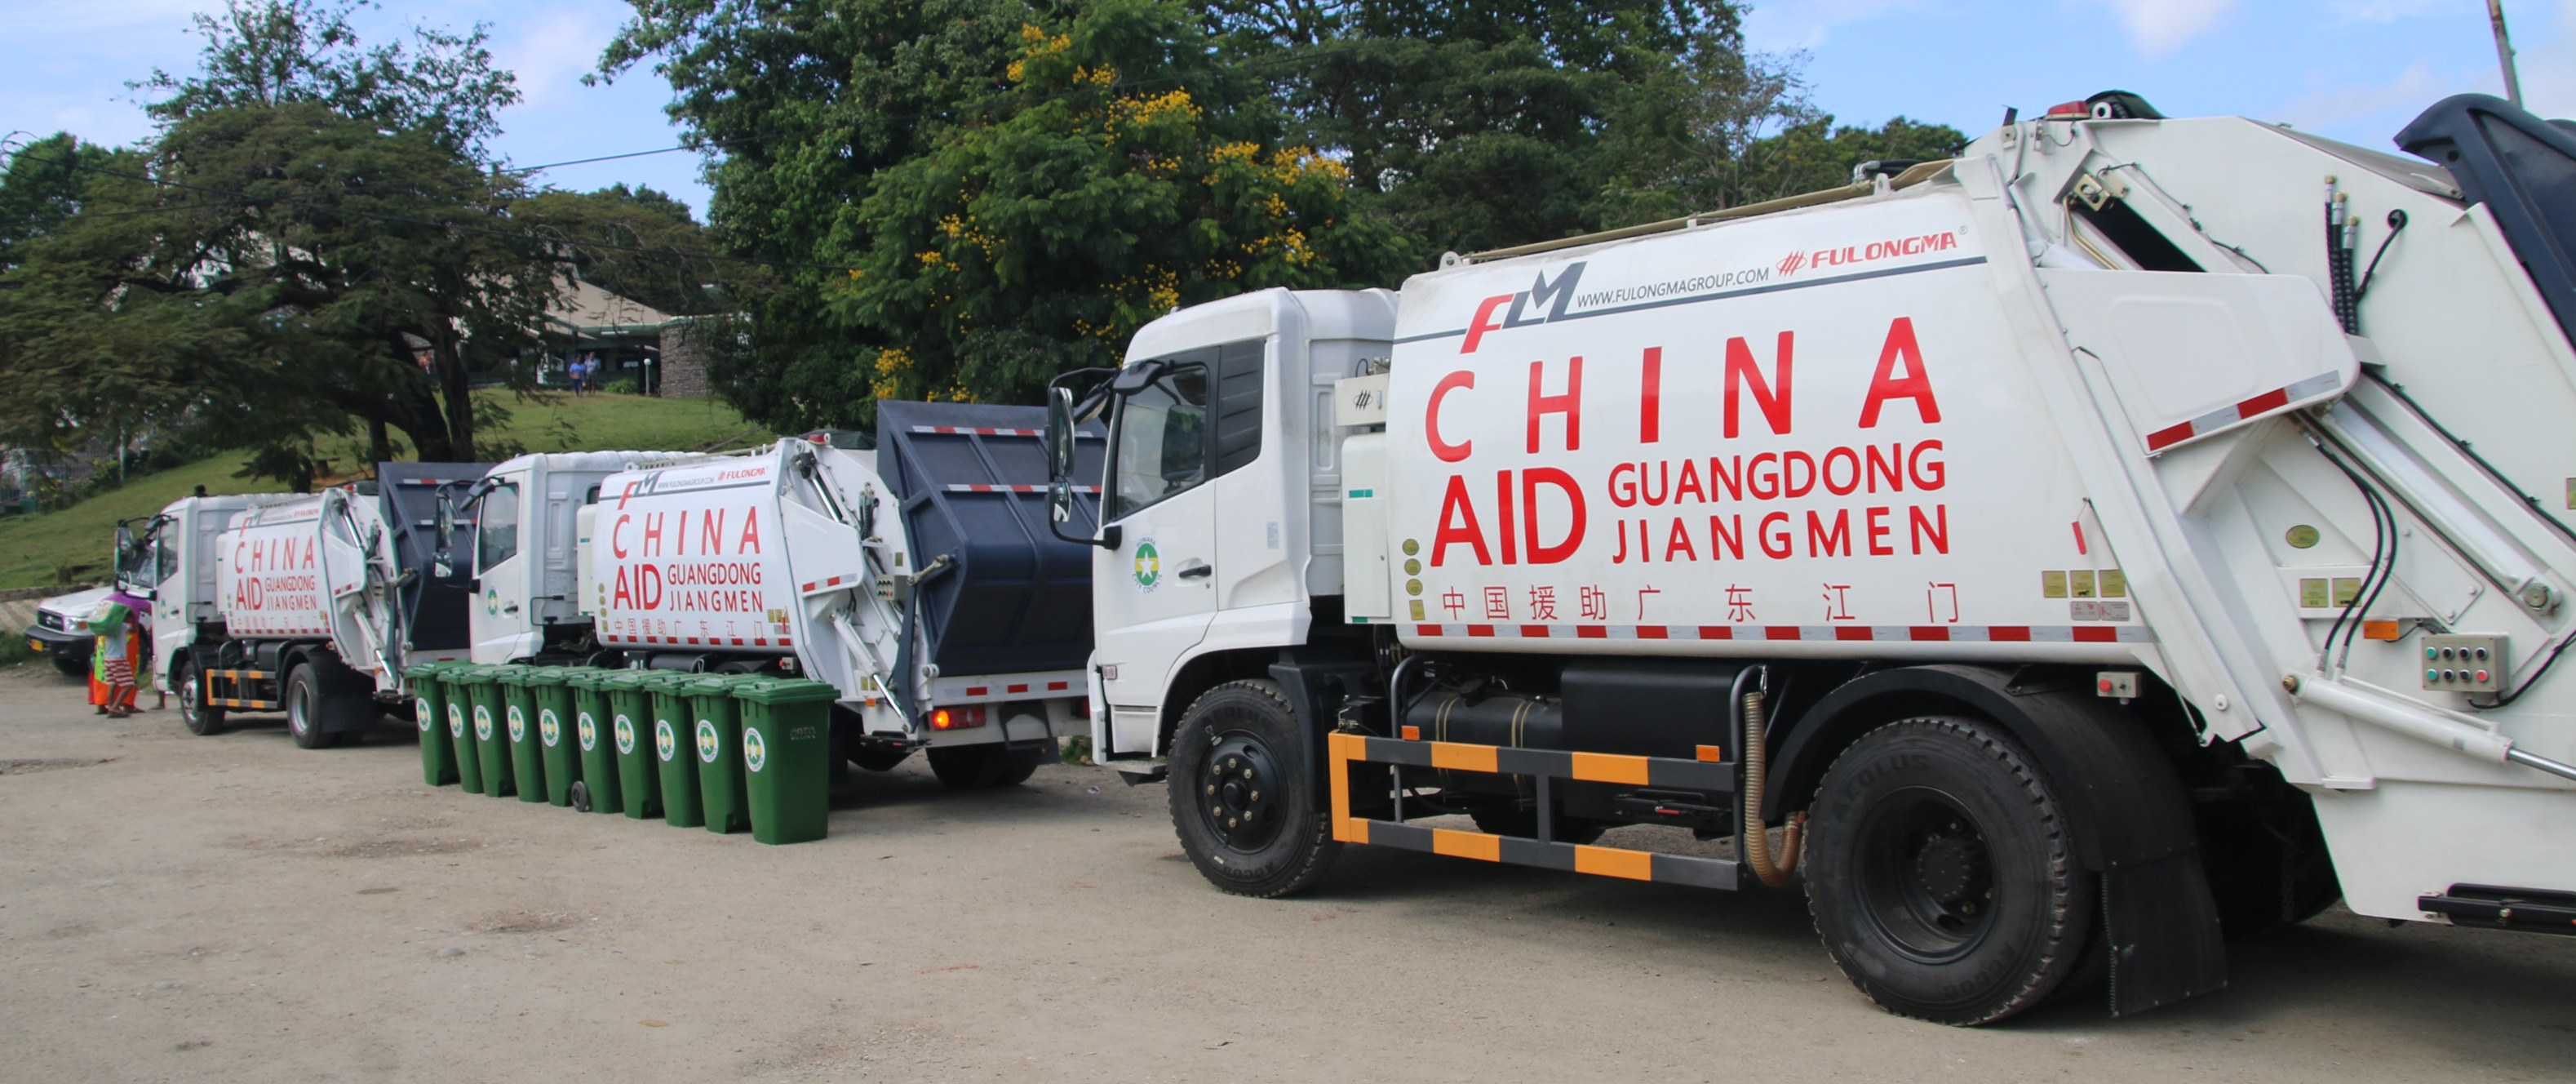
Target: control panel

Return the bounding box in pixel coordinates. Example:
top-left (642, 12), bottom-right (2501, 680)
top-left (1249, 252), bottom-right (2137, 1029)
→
top-left (2420, 634), bottom-right (2506, 695)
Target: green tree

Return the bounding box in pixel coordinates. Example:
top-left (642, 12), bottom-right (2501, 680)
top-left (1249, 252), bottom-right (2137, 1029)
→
top-left (0, 133), bottom-right (113, 271)
top-left (517, 184), bottom-right (772, 318)
top-left (138, 0), bottom-right (521, 157)
top-left (840, 0), bottom-right (1403, 408)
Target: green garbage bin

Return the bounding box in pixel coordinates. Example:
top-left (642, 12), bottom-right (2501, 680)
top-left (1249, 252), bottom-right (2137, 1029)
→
top-left (565, 670), bottom-right (623, 815)
top-left (459, 665), bottom-right (514, 797)
top-left (494, 666), bottom-right (547, 804)
top-left (734, 678), bottom-right (840, 845)
top-left (530, 667), bottom-right (583, 808)
top-left (403, 661), bottom-right (462, 787)
top-left (641, 673), bottom-right (703, 828)
top-left (599, 671), bottom-right (661, 820)
top-left (685, 675), bottom-right (757, 835)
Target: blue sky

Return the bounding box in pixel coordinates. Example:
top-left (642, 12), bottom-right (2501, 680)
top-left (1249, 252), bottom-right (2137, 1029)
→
top-left (4, 1), bottom-right (2571, 222)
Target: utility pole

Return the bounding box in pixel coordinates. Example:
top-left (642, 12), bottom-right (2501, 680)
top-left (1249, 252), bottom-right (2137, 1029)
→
top-left (2488, 0), bottom-right (2525, 109)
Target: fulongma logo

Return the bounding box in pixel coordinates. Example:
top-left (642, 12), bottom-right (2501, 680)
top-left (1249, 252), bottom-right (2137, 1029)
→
top-left (695, 719), bottom-right (720, 763)
top-left (449, 702), bottom-right (466, 738)
top-left (654, 718), bottom-right (676, 762)
top-left (614, 713), bottom-right (636, 755)
top-left (1132, 538), bottom-right (1161, 593)
top-left (507, 704), bottom-right (526, 743)
top-left (539, 709), bottom-right (561, 748)
top-left (743, 726), bottom-right (768, 774)
top-left (417, 698), bottom-right (433, 732)
top-left (473, 704), bottom-right (494, 741)
top-left (578, 711), bottom-right (598, 752)
top-left (1776, 250), bottom-right (1809, 277)
top-left (1459, 261), bottom-right (1588, 353)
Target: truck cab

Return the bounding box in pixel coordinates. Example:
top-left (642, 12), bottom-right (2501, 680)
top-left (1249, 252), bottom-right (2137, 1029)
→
top-left (442, 451), bottom-right (660, 664)
top-left (1080, 288), bottom-right (1394, 763)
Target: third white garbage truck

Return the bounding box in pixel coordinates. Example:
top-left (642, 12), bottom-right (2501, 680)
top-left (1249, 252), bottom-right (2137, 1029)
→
top-left (1047, 91), bottom-right (2576, 1023)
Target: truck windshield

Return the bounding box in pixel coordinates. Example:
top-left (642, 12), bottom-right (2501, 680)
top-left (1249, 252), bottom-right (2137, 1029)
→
top-left (476, 482), bottom-right (520, 573)
top-left (1107, 365), bottom-right (1209, 521)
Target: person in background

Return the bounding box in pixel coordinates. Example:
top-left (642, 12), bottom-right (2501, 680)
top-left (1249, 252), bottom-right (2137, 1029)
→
top-left (88, 596), bottom-right (140, 717)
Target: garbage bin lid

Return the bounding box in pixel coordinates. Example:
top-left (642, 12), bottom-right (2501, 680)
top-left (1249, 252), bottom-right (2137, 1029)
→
top-left (635, 671), bottom-right (696, 691)
top-left (449, 664), bottom-right (498, 686)
top-left (734, 678), bottom-right (843, 705)
top-left (681, 673), bottom-right (753, 694)
top-left (401, 660), bottom-right (454, 680)
top-left (561, 669), bottom-right (608, 690)
top-left (490, 665), bottom-right (535, 686)
top-left (594, 669), bottom-right (654, 691)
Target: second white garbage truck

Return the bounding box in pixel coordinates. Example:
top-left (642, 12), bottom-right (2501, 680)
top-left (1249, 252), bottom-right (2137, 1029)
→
top-left (1048, 91), bottom-right (2576, 1023)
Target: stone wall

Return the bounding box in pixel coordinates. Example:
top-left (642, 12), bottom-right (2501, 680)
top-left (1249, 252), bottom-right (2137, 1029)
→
top-left (658, 320), bottom-right (711, 399)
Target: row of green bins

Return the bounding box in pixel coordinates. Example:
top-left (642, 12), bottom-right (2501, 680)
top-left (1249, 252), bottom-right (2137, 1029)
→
top-left (409, 662), bottom-right (840, 846)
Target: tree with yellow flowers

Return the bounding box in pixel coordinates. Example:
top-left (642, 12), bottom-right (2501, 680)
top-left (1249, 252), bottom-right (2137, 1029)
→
top-left (834, 0), bottom-right (1404, 409)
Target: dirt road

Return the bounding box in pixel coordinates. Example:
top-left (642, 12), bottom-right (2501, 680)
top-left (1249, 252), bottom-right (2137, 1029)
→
top-left (1, 663), bottom-right (2569, 1082)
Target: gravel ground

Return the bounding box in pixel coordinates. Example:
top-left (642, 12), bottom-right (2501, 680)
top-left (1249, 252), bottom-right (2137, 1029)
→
top-left (1, 662), bottom-right (2570, 1082)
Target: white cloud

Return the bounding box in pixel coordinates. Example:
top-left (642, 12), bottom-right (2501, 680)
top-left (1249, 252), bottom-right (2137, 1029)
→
top-left (2093, 0), bottom-right (2239, 59)
top-left (2277, 60), bottom-right (2460, 134)
top-left (488, 2), bottom-right (626, 111)
top-left (1743, 0), bottom-right (1935, 51)
top-left (2324, 0), bottom-right (2457, 22)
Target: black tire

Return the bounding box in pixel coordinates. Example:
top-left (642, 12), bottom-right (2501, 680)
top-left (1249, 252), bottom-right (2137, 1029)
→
top-left (178, 661), bottom-right (226, 736)
top-left (1467, 802), bottom-right (1607, 846)
top-left (1168, 679), bottom-right (1339, 898)
top-left (851, 744), bottom-right (912, 772)
top-left (924, 744), bottom-right (1006, 788)
top-left (1804, 717), bottom-right (2096, 1026)
top-left (990, 755), bottom-right (1040, 787)
top-left (50, 654), bottom-right (87, 678)
top-left (286, 664), bottom-right (341, 749)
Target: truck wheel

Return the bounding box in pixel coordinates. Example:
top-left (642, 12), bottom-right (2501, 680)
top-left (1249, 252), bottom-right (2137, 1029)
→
top-left (178, 662), bottom-right (225, 736)
top-left (51, 654), bottom-right (87, 678)
top-left (1803, 717), bottom-right (2096, 1026)
top-left (284, 664), bottom-right (342, 750)
top-left (1168, 679), bottom-right (1339, 899)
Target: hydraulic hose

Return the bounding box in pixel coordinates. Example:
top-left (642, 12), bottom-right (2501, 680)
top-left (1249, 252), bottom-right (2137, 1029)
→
top-left (1740, 685), bottom-right (1805, 887)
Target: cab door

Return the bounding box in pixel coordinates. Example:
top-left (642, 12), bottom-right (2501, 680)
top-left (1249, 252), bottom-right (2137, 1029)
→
top-left (1093, 359), bottom-right (1221, 749)
top-left (1091, 341), bottom-right (1266, 753)
top-left (468, 474), bottom-right (535, 662)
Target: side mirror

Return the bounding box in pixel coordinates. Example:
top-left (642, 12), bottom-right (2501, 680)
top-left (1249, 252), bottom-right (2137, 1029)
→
top-left (432, 491), bottom-right (458, 579)
top-left (1044, 385), bottom-right (1077, 484)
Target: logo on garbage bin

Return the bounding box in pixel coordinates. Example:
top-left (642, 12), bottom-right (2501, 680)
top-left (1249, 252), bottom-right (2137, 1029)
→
top-left (508, 705), bottom-right (527, 743)
top-left (579, 711), bottom-right (597, 752)
top-left (654, 719), bottom-right (676, 762)
top-left (449, 702), bottom-right (466, 738)
top-left (474, 704), bottom-right (494, 741)
top-left (539, 709), bottom-right (561, 748)
top-left (417, 698), bottom-right (433, 732)
top-left (615, 714), bottom-right (636, 755)
top-left (743, 726), bottom-right (767, 774)
top-left (695, 719), bottom-right (720, 763)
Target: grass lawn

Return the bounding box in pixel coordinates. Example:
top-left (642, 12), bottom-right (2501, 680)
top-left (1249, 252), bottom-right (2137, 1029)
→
top-left (0, 392), bottom-right (774, 591)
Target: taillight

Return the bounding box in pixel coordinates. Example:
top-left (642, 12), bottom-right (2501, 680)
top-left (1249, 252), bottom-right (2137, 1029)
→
top-left (929, 706), bottom-right (987, 731)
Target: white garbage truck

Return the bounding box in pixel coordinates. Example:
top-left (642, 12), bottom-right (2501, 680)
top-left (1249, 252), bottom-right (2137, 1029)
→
top-left (1044, 91), bottom-right (2576, 1023)
top-left (575, 401), bottom-right (1103, 787)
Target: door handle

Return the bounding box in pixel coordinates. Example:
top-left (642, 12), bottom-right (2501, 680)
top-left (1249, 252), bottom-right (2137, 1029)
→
top-left (1175, 561), bottom-right (1212, 580)
top-left (503, 602), bottom-right (521, 615)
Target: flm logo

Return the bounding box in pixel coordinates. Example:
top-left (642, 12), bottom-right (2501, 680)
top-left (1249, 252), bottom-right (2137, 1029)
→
top-left (417, 698), bottom-right (433, 732)
top-left (743, 726), bottom-right (768, 773)
top-left (695, 719), bottom-right (720, 763)
top-left (654, 718), bottom-right (676, 762)
top-left (539, 709), bottom-right (561, 748)
top-left (507, 705), bottom-right (526, 743)
top-left (474, 704), bottom-right (494, 741)
top-left (614, 714), bottom-right (636, 755)
top-left (449, 702), bottom-right (466, 738)
top-left (579, 711), bottom-right (598, 752)
top-left (1133, 536), bottom-right (1161, 593)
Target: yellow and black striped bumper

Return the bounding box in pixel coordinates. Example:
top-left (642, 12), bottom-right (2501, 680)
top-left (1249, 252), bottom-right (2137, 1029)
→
top-left (1326, 731), bottom-right (1742, 890)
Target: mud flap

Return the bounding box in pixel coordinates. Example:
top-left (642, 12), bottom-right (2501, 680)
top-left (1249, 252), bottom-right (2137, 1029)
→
top-left (2103, 854), bottom-right (2229, 1016)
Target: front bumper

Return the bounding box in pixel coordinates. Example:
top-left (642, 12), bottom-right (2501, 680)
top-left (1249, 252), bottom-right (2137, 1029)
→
top-left (25, 623), bottom-right (91, 662)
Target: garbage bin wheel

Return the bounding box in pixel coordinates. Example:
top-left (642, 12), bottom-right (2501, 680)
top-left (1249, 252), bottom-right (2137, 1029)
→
top-left (285, 664), bottom-right (342, 749)
top-left (926, 744), bottom-right (1002, 788)
top-left (570, 780), bottom-right (592, 813)
top-left (178, 660), bottom-right (226, 736)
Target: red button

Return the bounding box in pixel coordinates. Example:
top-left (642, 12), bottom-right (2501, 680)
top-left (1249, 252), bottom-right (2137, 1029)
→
top-left (2476, 669), bottom-right (2490, 682)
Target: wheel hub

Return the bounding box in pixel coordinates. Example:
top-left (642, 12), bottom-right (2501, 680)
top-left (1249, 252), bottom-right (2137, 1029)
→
top-left (1911, 831), bottom-right (1985, 904)
top-left (1858, 790), bottom-right (1998, 962)
top-left (1202, 735), bottom-right (1282, 851)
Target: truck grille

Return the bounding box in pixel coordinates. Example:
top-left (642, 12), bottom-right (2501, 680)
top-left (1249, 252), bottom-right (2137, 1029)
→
top-left (37, 611), bottom-right (64, 632)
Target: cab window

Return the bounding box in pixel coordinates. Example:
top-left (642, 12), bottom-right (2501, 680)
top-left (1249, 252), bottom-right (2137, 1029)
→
top-left (476, 482), bottom-right (521, 573)
top-left (1108, 366), bottom-right (1210, 520)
